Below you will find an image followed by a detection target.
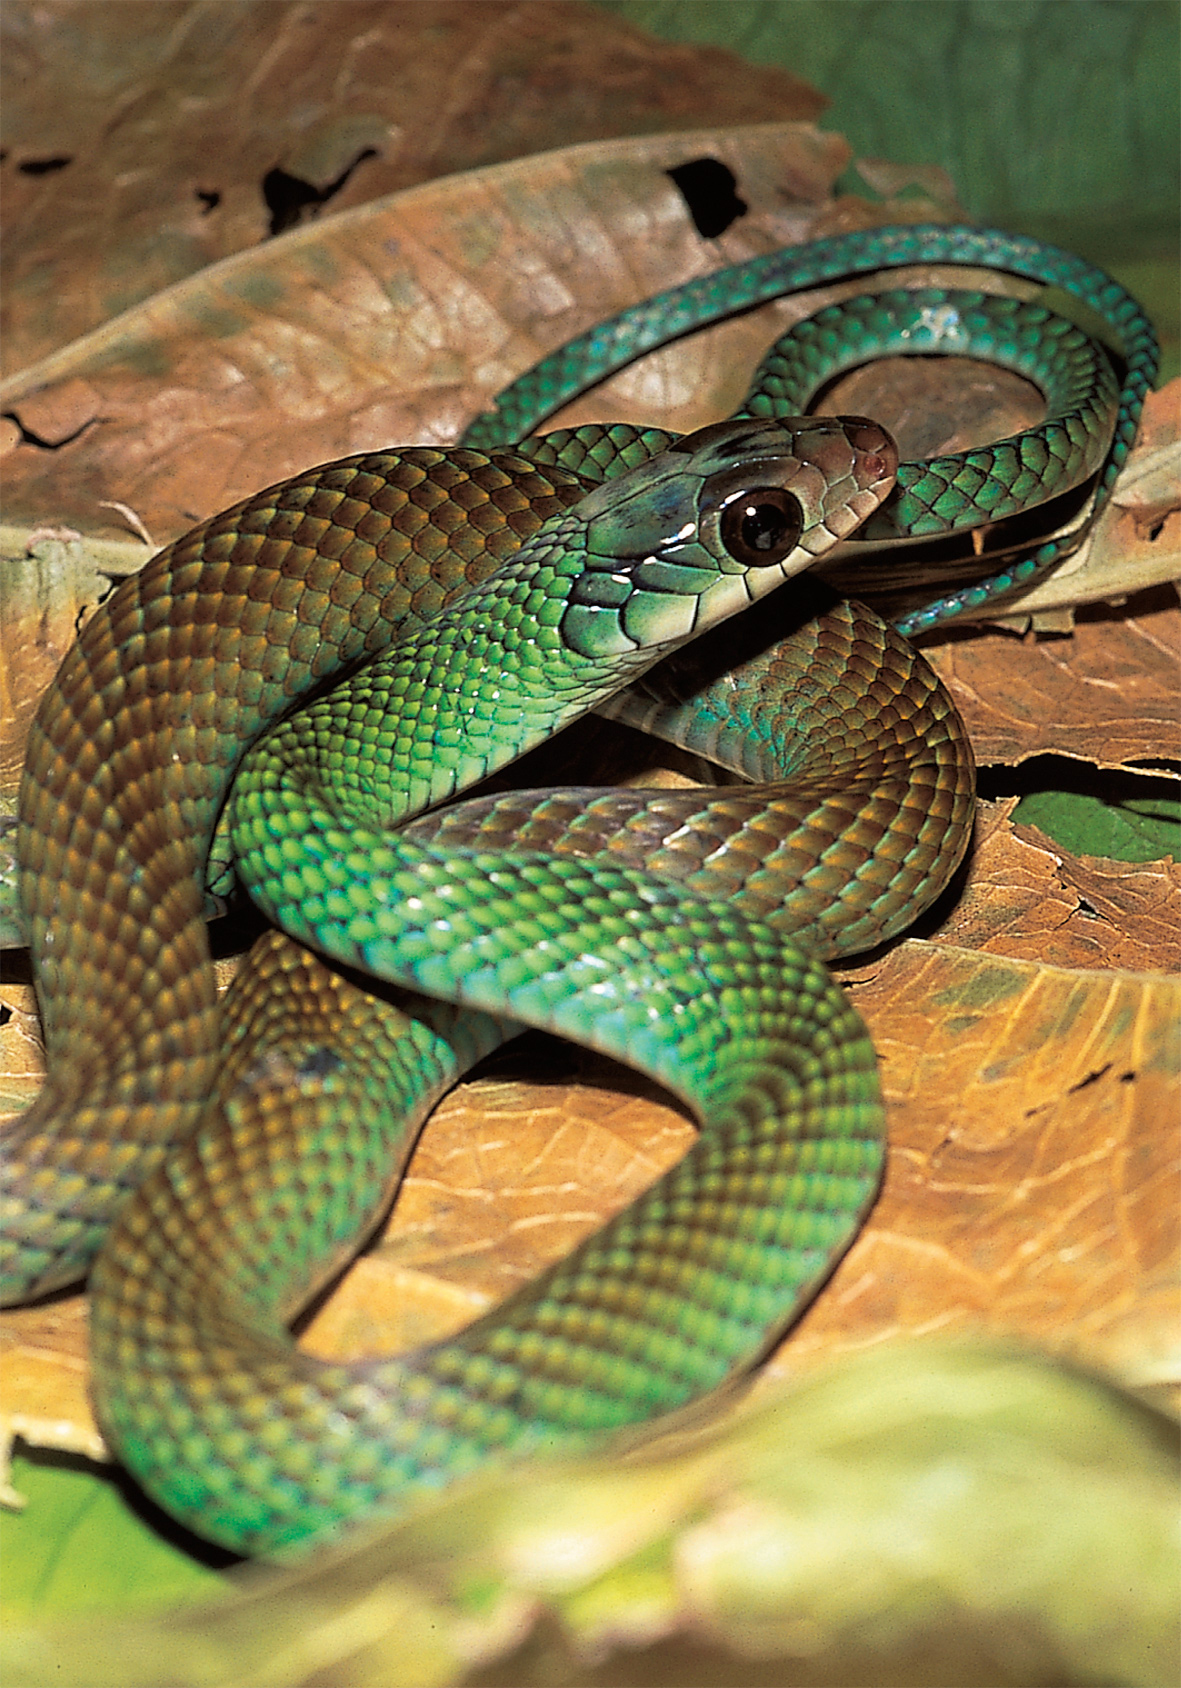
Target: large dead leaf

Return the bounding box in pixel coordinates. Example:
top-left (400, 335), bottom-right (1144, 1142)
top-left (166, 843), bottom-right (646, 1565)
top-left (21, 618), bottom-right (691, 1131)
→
top-left (0, 0), bottom-right (825, 376)
top-left (994, 382), bottom-right (1181, 624)
top-left (0, 535), bottom-right (117, 805)
top-left (1, 127), bottom-right (1177, 1500)
top-left (0, 119), bottom-right (887, 539)
top-left (0, 116), bottom-right (978, 805)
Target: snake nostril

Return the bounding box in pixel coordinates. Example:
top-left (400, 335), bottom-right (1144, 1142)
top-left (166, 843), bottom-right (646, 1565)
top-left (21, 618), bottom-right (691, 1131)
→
top-left (840, 416), bottom-right (898, 479)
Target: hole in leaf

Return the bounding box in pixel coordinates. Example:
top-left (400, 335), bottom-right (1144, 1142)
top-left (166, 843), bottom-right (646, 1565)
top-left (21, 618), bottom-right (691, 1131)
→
top-left (666, 157), bottom-right (747, 240)
top-left (262, 147), bottom-right (378, 236)
top-left (262, 166), bottom-right (320, 234)
top-left (1067, 1064), bottom-right (1112, 1095)
top-left (194, 188), bottom-right (221, 214)
top-left (0, 409), bottom-right (96, 451)
top-left (17, 154), bottom-right (72, 176)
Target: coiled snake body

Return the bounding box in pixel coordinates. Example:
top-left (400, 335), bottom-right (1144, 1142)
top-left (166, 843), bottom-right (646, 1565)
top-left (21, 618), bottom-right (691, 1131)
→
top-left (3, 226), bottom-right (1156, 1555)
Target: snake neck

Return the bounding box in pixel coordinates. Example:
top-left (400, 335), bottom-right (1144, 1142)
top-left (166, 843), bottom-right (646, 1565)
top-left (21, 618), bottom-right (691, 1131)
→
top-left (238, 511), bottom-right (671, 832)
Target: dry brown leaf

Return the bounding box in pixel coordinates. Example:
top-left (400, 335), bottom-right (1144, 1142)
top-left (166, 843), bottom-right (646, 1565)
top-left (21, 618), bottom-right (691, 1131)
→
top-left (0, 119), bottom-right (867, 802)
top-left (931, 798), bottom-right (1181, 972)
top-left (1, 0), bottom-right (825, 376)
top-left (0, 535), bottom-right (124, 805)
top-left (303, 1051), bottom-right (696, 1361)
top-left (785, 945), bottom-right (1180, 1392)
top-left (0, 1299), bottom-right (102, 1498)
top-left (0, 117), bottom-right (964, 811)
top-left (0, 980), bottom-right (41, 1103)
top-left (925, 583), bottom-right (1181, 769)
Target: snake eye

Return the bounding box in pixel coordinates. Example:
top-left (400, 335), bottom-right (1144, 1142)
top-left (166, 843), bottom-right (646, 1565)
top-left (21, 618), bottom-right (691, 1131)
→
top-left (718, 487), bottom-right (804, 567)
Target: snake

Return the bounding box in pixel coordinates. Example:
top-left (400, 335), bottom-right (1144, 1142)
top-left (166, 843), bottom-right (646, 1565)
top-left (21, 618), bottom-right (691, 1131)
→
top-left (1, 225), bottom-right (1156, 1557)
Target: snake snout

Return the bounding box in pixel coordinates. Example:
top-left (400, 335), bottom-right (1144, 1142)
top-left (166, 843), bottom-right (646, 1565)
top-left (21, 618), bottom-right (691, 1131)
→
top-left (786, 414), bottom-right (899, 551)
top-left (836, 415), bottom-right (899, 490)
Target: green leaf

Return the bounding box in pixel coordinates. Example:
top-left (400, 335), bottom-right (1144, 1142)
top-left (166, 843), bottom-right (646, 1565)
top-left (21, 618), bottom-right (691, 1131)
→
top-left (1014, 786), bottom-right (1181, 863)
top-left (598, 0), bottom-right (1179, 226)
top-left (0, 1453), bottom-right (229, 1618)
top-left (597, 0), bottom-right (1180, 378)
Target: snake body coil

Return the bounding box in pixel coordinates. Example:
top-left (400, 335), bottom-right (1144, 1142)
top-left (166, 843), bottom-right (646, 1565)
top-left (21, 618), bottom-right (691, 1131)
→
top-left (3, 224), bottom-right (1156, 1555)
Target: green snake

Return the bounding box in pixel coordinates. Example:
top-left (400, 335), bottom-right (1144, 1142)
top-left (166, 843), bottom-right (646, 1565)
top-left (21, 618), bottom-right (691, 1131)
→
top-left (2, 225), bottom-right (1156, 1557)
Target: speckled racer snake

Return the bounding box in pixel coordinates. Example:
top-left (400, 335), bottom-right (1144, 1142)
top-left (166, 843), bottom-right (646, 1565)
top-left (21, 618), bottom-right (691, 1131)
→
top-left (2, 224), bottom-right (1156, 1554)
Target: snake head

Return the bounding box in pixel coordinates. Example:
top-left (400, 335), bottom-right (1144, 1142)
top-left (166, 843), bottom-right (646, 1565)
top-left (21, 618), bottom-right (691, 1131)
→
top-left (562, 416), bottom-right (897, 658)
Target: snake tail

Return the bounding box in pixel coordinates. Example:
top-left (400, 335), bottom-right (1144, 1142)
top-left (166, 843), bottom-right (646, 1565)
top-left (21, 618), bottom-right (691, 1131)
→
top-left (461, 224), bottom-right (1157, 632)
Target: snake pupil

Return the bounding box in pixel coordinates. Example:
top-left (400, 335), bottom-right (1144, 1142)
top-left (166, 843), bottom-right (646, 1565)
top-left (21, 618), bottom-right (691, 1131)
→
top-left (719, 488), bottom-right (803, 566)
